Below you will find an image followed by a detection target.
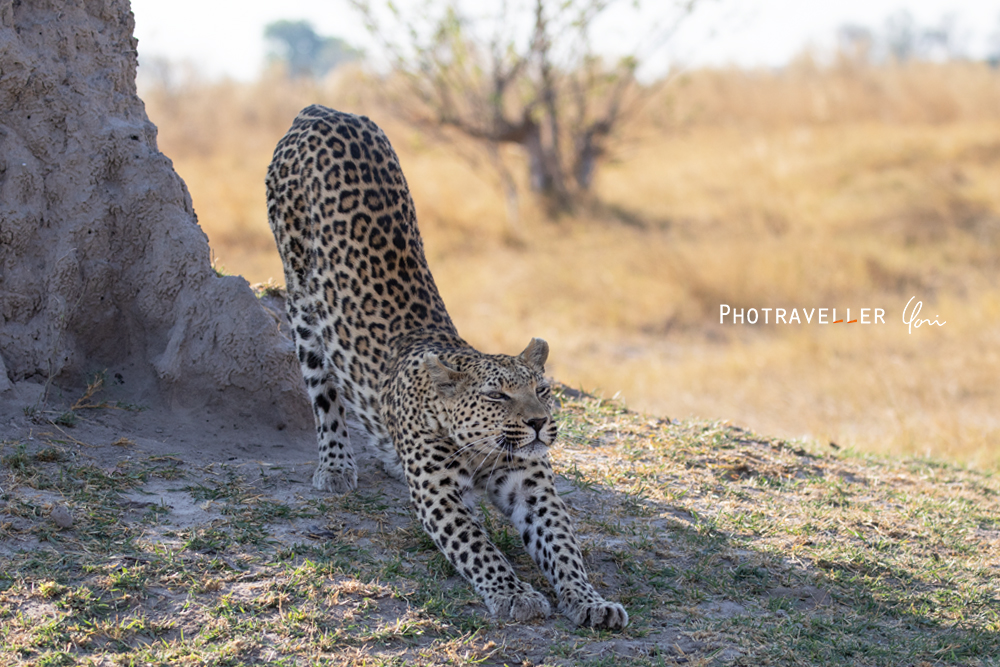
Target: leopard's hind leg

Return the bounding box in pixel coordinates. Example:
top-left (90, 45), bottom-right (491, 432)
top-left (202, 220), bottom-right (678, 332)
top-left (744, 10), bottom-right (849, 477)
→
top-left (284, 282), bottom-right (358, 493)
top-left (267, 142), bottom-right (358, 494)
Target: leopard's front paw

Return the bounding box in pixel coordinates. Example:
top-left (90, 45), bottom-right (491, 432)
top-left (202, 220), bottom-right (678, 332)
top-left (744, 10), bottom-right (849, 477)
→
top-left (561, 596), bottom-right (629, 630)
top-left (487, 585), bottom-right (552, 622)
top-left (312, 465), bottom-right (358, 494)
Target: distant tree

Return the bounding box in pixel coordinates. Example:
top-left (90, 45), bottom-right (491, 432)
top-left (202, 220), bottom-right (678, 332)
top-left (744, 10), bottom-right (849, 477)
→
top-left (884, 10), bottom-right (919, 61)
top-left (265, 20), bottom-right (362, 78)
top-left (882, 10), bottom-right (964, 62)
top-left (836, 24), bottom-right (875, 63)
top-left (839, 12), bottom-right (969, 65)
top-left (349, 0), bottom-right (697, 222)
top-left (917, 13), bottom-right (961, 61)
top-left (990, 15), bottom-right (1000, 67)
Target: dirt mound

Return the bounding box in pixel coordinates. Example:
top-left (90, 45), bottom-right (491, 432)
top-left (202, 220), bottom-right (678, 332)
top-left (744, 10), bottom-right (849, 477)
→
top-left (0, 0), bottom-right (309, 433)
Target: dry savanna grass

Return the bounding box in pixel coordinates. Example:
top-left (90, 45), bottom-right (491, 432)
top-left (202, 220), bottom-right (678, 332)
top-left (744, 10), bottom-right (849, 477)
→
top-left (140, 60), bottom-right (1000, 470)
top-left (3, 390), bottom-right (1000, 665)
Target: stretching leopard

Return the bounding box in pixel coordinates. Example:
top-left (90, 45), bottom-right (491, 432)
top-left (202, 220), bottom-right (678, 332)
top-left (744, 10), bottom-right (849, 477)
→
top-left (266, 105), bottom-right (627, 629)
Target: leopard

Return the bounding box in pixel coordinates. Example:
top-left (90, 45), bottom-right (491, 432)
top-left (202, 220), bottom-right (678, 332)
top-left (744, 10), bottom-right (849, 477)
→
top-left (265, 105), bottom-right (628, 629)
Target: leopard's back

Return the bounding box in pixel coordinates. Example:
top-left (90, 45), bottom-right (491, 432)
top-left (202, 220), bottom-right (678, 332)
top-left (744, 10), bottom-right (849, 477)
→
top-left (266, 105), bottom-right (457, 486)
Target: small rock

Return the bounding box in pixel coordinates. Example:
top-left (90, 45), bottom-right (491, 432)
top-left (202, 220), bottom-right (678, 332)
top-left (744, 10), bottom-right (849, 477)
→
top-left (50, 505), bottom-right (74, 529)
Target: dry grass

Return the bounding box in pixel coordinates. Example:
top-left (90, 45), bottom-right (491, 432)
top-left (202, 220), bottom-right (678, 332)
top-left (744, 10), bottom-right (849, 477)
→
top-left (140, 60), bottom-right (1000, 470)
top-left (652, 57), bottom-right (1000, 128)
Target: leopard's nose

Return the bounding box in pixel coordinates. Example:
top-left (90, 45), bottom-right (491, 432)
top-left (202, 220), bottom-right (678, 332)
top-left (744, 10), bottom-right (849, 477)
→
top-left (525, 417), bottom-right (547, 434)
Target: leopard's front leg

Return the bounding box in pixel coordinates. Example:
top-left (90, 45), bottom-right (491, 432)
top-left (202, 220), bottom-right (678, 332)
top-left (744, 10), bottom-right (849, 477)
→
top-left (488, 459), bottom-right (629, 630)
top-left (407, 466), bottom-right (551, 622)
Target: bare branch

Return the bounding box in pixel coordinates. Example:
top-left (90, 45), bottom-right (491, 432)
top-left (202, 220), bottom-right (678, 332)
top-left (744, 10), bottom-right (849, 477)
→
top-left (348, 0), bottom-right (703, 218)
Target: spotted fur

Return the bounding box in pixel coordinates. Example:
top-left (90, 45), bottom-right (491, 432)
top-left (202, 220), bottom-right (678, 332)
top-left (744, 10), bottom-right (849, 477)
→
top-left (266, 105), bottom-right (627, 629)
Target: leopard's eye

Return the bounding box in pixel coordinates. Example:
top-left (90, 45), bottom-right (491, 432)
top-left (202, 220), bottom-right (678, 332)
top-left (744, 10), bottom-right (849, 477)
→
top-left (535, 385), bottom-right (550, 396)
top-left (485, 391), bottom-right (508, 401)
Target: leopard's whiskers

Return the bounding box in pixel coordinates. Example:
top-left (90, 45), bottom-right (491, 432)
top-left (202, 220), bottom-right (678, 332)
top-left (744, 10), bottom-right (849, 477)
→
top-left (469, 442), bottom-right (499, 480)
top-left (481, 441), bottom-right (506, 489)
top-left (469, 431), bottom-right (510, 480)
top-left (440, 431), bottom-right (502, 466)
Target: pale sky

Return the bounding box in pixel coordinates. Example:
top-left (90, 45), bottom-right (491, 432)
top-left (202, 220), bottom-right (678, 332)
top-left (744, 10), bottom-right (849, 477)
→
top-left (130, 0), bottom-right (999, 81)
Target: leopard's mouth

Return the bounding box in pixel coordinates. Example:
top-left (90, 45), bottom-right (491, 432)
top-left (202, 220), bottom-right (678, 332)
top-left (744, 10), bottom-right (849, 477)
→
top-left (511, 438), bottom-right (549, 454)
top-left (498, 431), bottom-right (552, 454)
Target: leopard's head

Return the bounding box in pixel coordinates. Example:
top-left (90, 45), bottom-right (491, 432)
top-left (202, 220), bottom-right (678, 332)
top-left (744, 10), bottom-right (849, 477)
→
top-left (424, 338), bottom-right (556, 459)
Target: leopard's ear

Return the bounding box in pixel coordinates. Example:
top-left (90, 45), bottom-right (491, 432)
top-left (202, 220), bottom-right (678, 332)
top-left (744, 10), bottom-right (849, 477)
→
top-left (423, 354), bottom-right (467, 397)
top-left (518, 338), bottom-right (548, 372)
